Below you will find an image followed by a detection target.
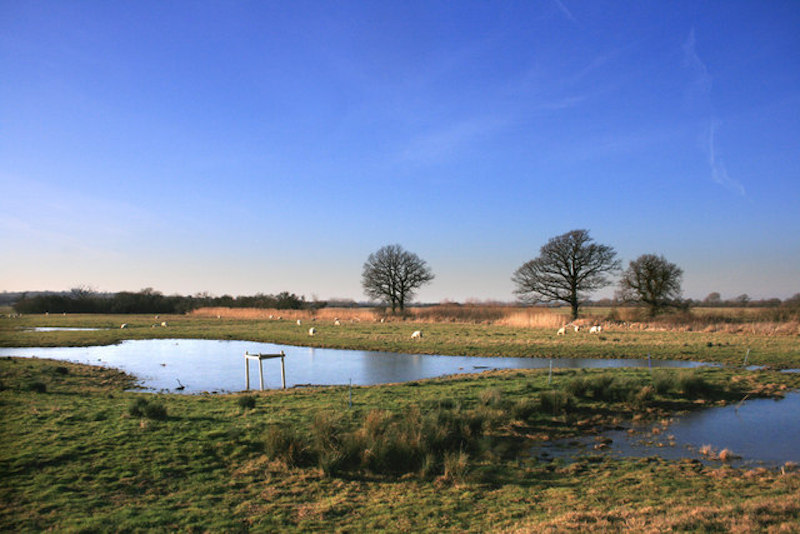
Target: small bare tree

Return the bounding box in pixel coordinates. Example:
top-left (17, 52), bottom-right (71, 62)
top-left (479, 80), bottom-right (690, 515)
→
top-left (618, 254), bottom-right (683, 316)
top-left (362, 244), bottom-right (434, 314)
top-left (512, 229), bottom-right (620, 320)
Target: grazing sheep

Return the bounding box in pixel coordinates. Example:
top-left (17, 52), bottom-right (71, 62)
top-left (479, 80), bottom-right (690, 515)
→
top-left (296, 319), bottom-right (302, 326)
top-left (411, 330), bottom-right (422, 339)
top-left (120, 323), bottom-right (128, 329)
top-left (161, 321), bottom-right (168, 327)
top-left (269, 315), bottom-right (274, 320)
top-left (308, 327), bottom-right (316, 336)
top-left (556, 326), bottom-right (566, 336)
top-left (334, 319), bottom-right (341, 326)
top-left (573, 324), bottom-right (581, 333)
top-left (590, 325), bottom-right (603, 334)
top-left (380, 318), bottom-right (385, 323)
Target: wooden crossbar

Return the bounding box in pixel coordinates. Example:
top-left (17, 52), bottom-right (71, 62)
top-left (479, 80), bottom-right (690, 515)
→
top-left (245, 351), bottom-right (286, 391)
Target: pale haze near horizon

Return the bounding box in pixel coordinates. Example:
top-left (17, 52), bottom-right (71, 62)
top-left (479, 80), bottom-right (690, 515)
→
top-left (1, 1), bottom-right (798, 303)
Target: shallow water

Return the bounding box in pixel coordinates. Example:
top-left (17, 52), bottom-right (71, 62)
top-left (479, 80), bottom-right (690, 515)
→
top-left (0, 338), bottom-right (705, 393)
top-left (534, 392), bottom-right (800, 467)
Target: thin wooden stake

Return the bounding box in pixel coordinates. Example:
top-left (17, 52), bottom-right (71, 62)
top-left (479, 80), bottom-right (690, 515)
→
top-left (280, 353), bottom-right (286, 389)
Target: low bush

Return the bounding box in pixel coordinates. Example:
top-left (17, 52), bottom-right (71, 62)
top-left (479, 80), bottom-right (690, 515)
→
top-left (264, 425), bottom-right (312, 467)
top-left (27, 381), bottom-right (47, 393)
top-left (479, 387), bottom-right (503, 407)
top-left (129, 397), bottom-right (167, 420)
top-left (236, 395), bottom-right (256, 410)
top-left (540, 390), bottom-right (573, 415)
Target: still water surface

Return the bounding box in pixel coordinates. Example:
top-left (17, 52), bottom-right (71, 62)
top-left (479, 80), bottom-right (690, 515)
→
top-left (0, 338), bottom-right (705, 393)
top-left (535, 392), bottom-right (800, 467)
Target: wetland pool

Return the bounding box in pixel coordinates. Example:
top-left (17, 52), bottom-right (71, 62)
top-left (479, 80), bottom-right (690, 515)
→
top-left (0, 338), bottom-right (707, 394)
top-left (533, 392), bottom-right (800, 468)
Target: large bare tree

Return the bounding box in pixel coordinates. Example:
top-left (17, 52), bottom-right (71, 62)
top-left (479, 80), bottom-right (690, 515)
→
top-left (512, 229), bottom-right (620, 320)
top-left (362, 244), bottom-right (434, 313)
top-left (618, 254), bottom-right (683, 316)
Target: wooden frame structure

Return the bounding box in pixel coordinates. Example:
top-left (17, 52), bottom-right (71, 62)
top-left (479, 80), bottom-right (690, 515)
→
top-left (244, 351), bottom-right (286, 391)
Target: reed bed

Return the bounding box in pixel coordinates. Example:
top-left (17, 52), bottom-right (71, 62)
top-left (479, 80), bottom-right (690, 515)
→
top-left (190, 305), bottom-right (800, 335)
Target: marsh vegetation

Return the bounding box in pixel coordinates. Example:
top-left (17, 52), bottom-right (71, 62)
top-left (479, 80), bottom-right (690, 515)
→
top-left (1, 311), bottom-right (799, 531)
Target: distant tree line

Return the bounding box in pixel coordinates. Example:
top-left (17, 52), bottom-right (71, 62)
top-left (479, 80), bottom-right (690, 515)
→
top-left (12, 288), bottom-right (311, 314)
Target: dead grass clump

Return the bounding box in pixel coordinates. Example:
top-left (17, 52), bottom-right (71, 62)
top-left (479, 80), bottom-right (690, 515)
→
top-left (496, 309), bottom-right (566, 328)
top-left (192, 307), bottom-right (378, 322)
top-left (412, 304), bottom-right (508, 324)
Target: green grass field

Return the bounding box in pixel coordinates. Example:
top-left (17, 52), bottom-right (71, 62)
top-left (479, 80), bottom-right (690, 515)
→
top-left (1, 313), bottom-right (800, 531)
top-left (2, 312), bottom-right (798, 367)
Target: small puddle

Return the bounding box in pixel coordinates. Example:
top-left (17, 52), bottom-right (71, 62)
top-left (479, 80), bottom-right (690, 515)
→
top-left (0, 338), bottom-right (707, 394)
top-left (533, 392), bottom-right (800, 468)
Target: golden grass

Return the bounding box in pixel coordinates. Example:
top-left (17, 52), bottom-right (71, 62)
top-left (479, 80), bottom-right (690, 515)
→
top-left (190, 305), bottom-right (800, 336)
top-left (511, 478), bottom-right (800, 533)
top-left (191, 307), bottom-right (379, 322)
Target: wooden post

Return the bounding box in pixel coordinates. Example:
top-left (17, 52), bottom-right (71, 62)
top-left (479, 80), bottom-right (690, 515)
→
top-left (244, 351), bottom-right (286, 391)
top-left (280, 352), bottom-right (286, 389)
top-left (245, 353), bottom-right (251, 390)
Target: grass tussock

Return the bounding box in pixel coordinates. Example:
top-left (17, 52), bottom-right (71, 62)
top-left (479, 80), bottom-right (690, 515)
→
top-left (263, 405), bottom-right (492, 478)
top-left (128, 397), bottom-right (168, 420)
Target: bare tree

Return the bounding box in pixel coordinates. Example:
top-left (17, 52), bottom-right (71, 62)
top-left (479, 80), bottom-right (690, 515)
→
top-left (618, 254), bottom-right (683, 316)
top-left (512, 229), bottom-right (620, 320)
top-left (362, 244), bottom-right (434, 313)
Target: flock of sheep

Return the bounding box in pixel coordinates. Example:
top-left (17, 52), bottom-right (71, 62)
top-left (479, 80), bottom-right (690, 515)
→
top-left (301, 317), bottom-right (424, 340)
top-left (556, 324), bottom-right (603, 336)
top-left (117, 314), bottom-right (605, 339)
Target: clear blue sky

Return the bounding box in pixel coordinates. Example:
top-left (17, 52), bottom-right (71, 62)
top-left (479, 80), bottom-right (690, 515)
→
top-left (2, 1), bottom-right (798, 302)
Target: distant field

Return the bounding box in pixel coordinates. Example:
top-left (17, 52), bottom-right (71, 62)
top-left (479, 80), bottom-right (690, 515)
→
top-left (2, 310), bottom-right (798, 367)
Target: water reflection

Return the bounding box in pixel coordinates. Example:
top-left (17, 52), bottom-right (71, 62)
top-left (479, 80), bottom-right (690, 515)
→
top-left (0, 338), bottom-right (707, 394)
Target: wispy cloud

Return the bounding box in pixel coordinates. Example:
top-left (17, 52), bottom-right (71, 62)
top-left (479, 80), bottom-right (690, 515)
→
top-left (682, 29), bottom-right (743, 197)
top-left (707, 121), bottom-right (745, 196)
top-left (682, 28), bottom-right (713, 100)
top-left (398, 116), bottom-right (507, 165)
top-left (552, 0), bottom-right (577, 24)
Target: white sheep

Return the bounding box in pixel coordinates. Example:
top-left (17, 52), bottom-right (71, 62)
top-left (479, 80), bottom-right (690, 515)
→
top-left (557, 326), bottom-right (566, 336)
top-left (411, 330), bottom-right (423, 339)
top-left (120, 323), bottom-right (128, 329)
top-left (573, 324), bottom-right (581, 333)
top-left (296, 319), bottom-right (302, 326)
top-left (590, 325), bottom-right (603, 334)
top-left (161, 321), bottom-right (168, 327)
top-left (308, 327), bottom-right (316, 336)
top-left (334, 319), bottom-right (341, 326)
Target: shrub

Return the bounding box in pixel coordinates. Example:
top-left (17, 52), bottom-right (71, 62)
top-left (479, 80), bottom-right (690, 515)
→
top-left (264, 425), bottom-right (312, 467)
top-left (237, 395), bottom-right (256, 410)
top-left (442, 449), bottom-right (470, 483)
top-left (540, 390), bottom-right (573, 414)
top-left (652, 372), bottom-right (675, 395)
top-left (510, 398), bottom-right (539, 420)
top-left (479, 388), bottom-right (503, 407)
top-left (27, 381), bottom-right (47, 393)
top-left (129, 397), bottom-right (167, 420)
top-left (675, 372), bottom-right (713, 397)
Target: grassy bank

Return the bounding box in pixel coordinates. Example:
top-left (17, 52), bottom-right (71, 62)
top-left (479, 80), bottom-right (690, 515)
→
top-left (2, 312), bottom-right (799, 368)
top-left (2, 357), bottom-right (799, 531)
